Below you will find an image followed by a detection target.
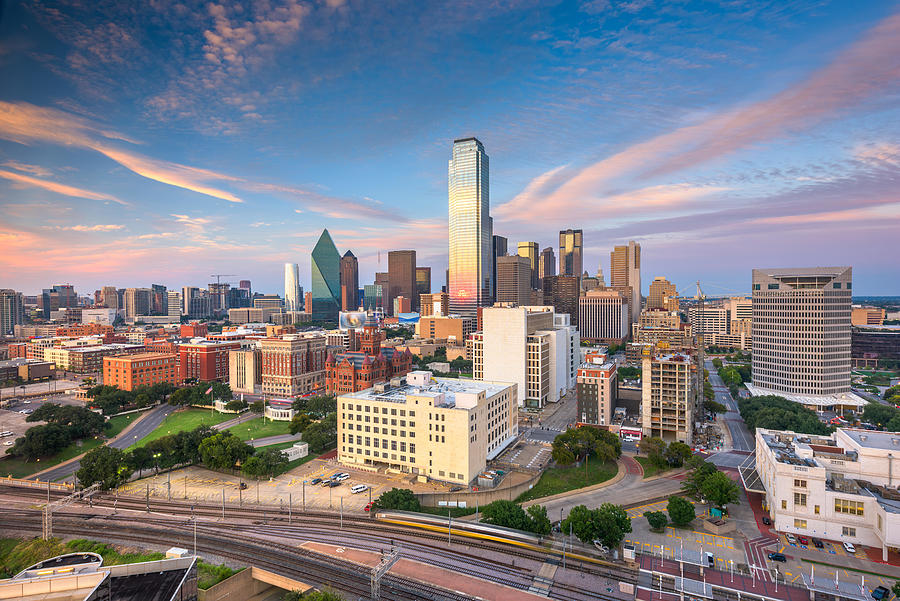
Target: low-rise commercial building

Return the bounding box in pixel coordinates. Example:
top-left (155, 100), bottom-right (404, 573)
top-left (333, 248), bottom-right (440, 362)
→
top-left (751, 427), bottom-right (900, 561)
top-left (229, 348), bottom-right (262, 394)
top-left (103, 352), bottom-right (178, 391)
top-left (851, 306), bottom-right (886, 326)
top-left (337, 370), bottom-right (518, 484)
top-left (45, 343), bottom-right (144, 373)
top-left (0, 358), bottom-right (55, 383)
top-left (420, 292), bottom-right (449, 317)
top-left (415, 316), bottom-right (474, 344)
top-left (851, 325), bottom-right (900, 368)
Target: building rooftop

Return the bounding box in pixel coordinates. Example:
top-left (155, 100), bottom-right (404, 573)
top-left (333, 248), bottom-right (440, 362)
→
top-left (107, 352), bottom-right (176, 362)
top-left (344, 371), bottom-right (509, 409)
top-left (842, 429), bottom-right (900, 451)
top-left (65, 343), bottom-right (144, 354)
top-left (745, 383), bottom-right (867, 408)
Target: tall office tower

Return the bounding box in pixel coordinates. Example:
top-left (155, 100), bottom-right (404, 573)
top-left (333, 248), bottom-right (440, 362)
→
top-left (388, 250), bottom-right (417, 313)
top-left (750, 267), bottom-right (858, 407)
top-left (124, 288), bottom-right (151, 318)
top-left (166, 291), bottom-right (181, 319)
top-left (0, 289), bottom-right (25, 336)
top-left (284, 263), bottom-right (302, 311)
top-left (558, 229), bottom-right (583, 277)
top-left (208, 283), bottom-right (230, 312)
top-left (496, 255), bottom-right (533, 306)
top-left (363, 284), bottom-right (385, 313)
top-left (517, 241), bottom-right (540, 290)
top-left (491, 235), bottom-right (508, 301)
top-left (448, 137), bottom-right (492, 318)
top-left (578, 289), bottom-right (629, 343)
top-left (538, 247), bottom-right (556, 287)
top-left (239, 280), bottom-right (252, 296)
top-left (647, 276), bottom-right (678, 311)
top-left (542, 275), bottom-right (580, 326)
top-left (610, 240), bottom-right (641, 322)
top-left (416, 267), bottom-right (431, 298)
top-left (340, 251), bottom-right (359, 311)
top-left (101, 286), bottom-right (119, 310)
top-left (182, 286), bottom-right (199, 315)
top-left (311, 229), bottom-right (341, 321)
top-left (39, 284), bottom-right (77, 318)
top-left (150, 284), bottom-right (167, 315)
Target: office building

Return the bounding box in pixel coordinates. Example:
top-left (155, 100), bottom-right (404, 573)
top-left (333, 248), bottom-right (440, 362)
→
top-left (517, 241), bottom-right (539, 290)
top-left (472, 305), bottom-right (579, 408)
top-left (363, 283), bottom-right (386, 314)
top-left (311, 229), bottom-right (341, 322)
top-left (851, 326), bottom-right (900, 368)
top-left (577, 359), bottom-right (617, 426)
top-left (641, 349), bottom-right (699, 444)
top-left (39, 284), bottom-right (77, 319)
top-left (388, 250), bottom-right (417, 313)
top-left (416, 316), bottom-right (474, 344)
top-left (239, 280), bottom-right (252, 295)
top-left (182, 286), bottom-right (199, 314)
top-left (166, 291), bottom-right (181, 319)
top-left (181, 322), bottom-right (208, 338)
top-left (579, 289), bottom-right (629, 344)
top-left (208, 282), bottom-right (229, 312)
top-left (558, 229), bottom-right (583, 277)
top-left (725, 296), bottom-right (752, 321)
top-left (179, 339), bottom-right (241, 382)
top-left (0, 289), bottom-right (25, 337)
top-left (124, 288), bottom-right (151, 319)
top-left (393, 296), bottom-right (411, 315)
top-left (542, 275), bottom-right (580, 326)
top-left (852, 306), bottom-right (886, 326)
top-left (337, 370), bottom-right (517, 484)
top-left (81, 308), bottom-right (117, 325)
top-left (340, 251), bottom-right (359, 311)
top-left (260, 333), bottom-right (327, 397)
top-left (416, 267), bottom-right (431, 298)
top-left (229, 348), bottom-right (262, 394)
top-left (101, 286), bottom-right (119, 310)
top-left (448, 137), bottom-right (492, 318)
top-left (751, 428), bottom-right (900, 561)
top-left (420, 292), bottom-right (449, 317)
top-left (150, 284), bottom-right (166, 315)
top-left (495, 255), bottom-right (532, 306)
top-left (538, 247), bottom-right (556, 287)
top-left (610, 241), bottom-right (641, 322)
top-left (491, 234), bottom-right (508, 301)
top-left (688, 306), bottom-right (729, 337)
top-left (647, 277), bottom-right (678, 311)
top-left (103, 352), bottom-right (178, 392)
top-left (628, 309), bottom-right (693, 361)
top-left (749, 266), bottom-right (862, 410)
top-left (284, 263), bottom-right (302, 312)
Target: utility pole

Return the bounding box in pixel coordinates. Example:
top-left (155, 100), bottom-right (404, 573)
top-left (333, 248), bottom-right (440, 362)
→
top-left (447, 508), bottom-right (452, 545)
top-left (370, 547), bottom-right (400, 601)
top-left (222, 489), bottom-right (225, 520)
top-left (289, 493), bottom-right (292, 524)
top-left (146, 483), bottom-right (150, 513)
top-left (340, 496), bottom-right (343, 529)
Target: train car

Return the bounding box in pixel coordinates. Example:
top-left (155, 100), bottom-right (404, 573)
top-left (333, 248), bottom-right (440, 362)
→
top-left (375, 509), bottom-right (542, 547)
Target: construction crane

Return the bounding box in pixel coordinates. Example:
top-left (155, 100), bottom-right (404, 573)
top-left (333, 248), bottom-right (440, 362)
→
top-left (210, 274), bottom-right (237, 286)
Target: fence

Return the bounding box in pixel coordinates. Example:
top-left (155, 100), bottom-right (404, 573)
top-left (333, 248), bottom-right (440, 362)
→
top-left (415, 471), bottom-right (541, 507)
top-left (1, 476), bottom-right (73, 492)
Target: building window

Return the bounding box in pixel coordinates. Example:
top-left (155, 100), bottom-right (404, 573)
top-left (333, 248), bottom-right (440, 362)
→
top-left (793, 519), bottom-right (807, 529)
top-left (781, 500), bottom-right (787, 510)
top-left (834, 499), bottom-right (864, 516)
top-left (814, 505), bottom-right (820, 515)
top-left (842, 526), bottom-right (856, 537)
top-left (794, 493), bottom-right (807, 507)
top-left (793, 479), bottom-right (806, 488)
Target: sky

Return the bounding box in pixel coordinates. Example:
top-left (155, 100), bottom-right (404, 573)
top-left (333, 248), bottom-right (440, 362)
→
top-left (1, 0), bottom-right (899, 298)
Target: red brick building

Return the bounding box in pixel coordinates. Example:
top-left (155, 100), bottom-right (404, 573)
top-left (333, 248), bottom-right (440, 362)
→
top-left (103, 352), bottom-right (178, 391)
top-left (179, 340), bottom-right (240, 382)
top-left (7, 342), bottom-right (26, 359)
top-left (260, 334), bottom-right (327, 397)
top-left (55, 323), bottom-right (114, 337)
top-left (180, 322), bottom-right (208, 338)
top-left (325, 320), bottom-right (413, 395)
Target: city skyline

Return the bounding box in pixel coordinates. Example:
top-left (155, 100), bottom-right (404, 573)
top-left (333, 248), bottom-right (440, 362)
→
top-left (1, 2), bottom-right (899, 295)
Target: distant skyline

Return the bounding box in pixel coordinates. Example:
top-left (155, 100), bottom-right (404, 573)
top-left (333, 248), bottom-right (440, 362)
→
top-left (1, 1), bottom-right (899, 295)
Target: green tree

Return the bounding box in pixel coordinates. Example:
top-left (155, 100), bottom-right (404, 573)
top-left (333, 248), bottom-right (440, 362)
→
top-left (644, 510), bottom-right (668, 531)
top-left (128, 446), bottom-right (154, 478)
top-left (26, 404), bottom-right (106, 439)
top-left (667, 496), bottom-right (696, 526)
top-left (562, 503), bottom-right (631, 548)
top-left (883, 385), bottom-right (900, 400)
top-left (249, 400), bottom-right (265, 415)
top-left (168, 388), bottom-right (195, 406)
top-left (242, 448), bottom-right (288, 479)
top-left (289, 413), bottom-right (313, 435)
top-left (704, 399), bottom-right (727, 413)
top-left (617, 366), bottom-right (641, 379)
top-left (374, 488), bottom-right (421, 511)
top-left (526, 504), bottom-right (552, 536)
top-left (199, 432), bottom-right (254, 471)
top-left (665, 441), bottom-right (692, 467)
top-left (892, 581), bottom-right (900, 598)
top-left (6, 424), bottom-right (72, 460)
top-left (700, 471), bottom-right (741, 510)
top-left (303, 412), bottom-right (337, 452)
top-left (76, 446), bottom-right (132, 490)
top-left (551, 427), bottom-right (621, 466)
top-left (862, 402), bottom-right (898, 428)
top-left (293, 395), bottom-right (337, 419)
top-left (681, 458), bottom-right (717, 500)
top-left (711, 358), bottom-right (723, 369)
top-left (482, 500), bottom-right (532, 531)
top-left (224, 399), bottom-right (246, 411)
top-left (639, 436), bottom-right (667, 468)
top-left (738, 395), bottom-right (832, 435)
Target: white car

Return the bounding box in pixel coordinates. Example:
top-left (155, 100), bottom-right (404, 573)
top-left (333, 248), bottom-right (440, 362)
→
top-left (843, 542), bottom-right (856, 554)
top-left (351, 484), bottom-right (369, 494)
top-left (785, 533), bottom-right (798, 545)
top-left (335, 473), bottom-right (350, 482)
top-left (3, 441), bottom-right (13, 446)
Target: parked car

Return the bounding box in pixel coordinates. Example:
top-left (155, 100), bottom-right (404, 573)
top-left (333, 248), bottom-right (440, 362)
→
top-left (812, 538), bottom-right (824, 549)
top-left (767, 552), bottom-right (787, 563)
top-left (785, 533), bottom-right (798, 545)
top-left (762, 516), bottom-right (772, 526)
top-left (364, 501), bottom-right (375, 512)
top-left (321, 479), bottom-right (333, 486)
top-left (310, 478), bottom-right (322, 485)
top-left (798, 535), bottom-right (809, 545)
top-left (335, 473), bottom-right (350, 482)
top-left (871, 585), bottom-right (890, 600)
top-left (3, 441), bottom-right (13, 446)
top-left (329, 480), bottom-right (341, 487)
top-left (351, 484), bottom-right (368, 494)
top-left (843, 542), bottom-right (856, 554)
top-left (239, 482), bottom-right (248, 490)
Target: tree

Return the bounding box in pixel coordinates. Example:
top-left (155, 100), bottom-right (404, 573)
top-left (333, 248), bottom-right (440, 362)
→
top-left (482, 500), bottom-right (532, 531)
top-left (374, 488), bottom-right (421, 512)
top-left (562, 503), bottom-right (632, 548)
top-left (892, 581), bottom-right (900, 598)
top-left (285, 588), bottom-right (343, 601)
top-left (293, 395), bottom-right (337, 419)
top-left (128, 446), bottom-right (154, 477)
top-left (526, 504), bottom-right (552, 536)
top-left (644, 511), bottom-right (668, 531)
top-left (681, 458), bottom-right (717, 500)
top-left (249, 400), bottom-right (265, 415)
top-left (303, 412), bottom-right (337, 452)
top-left (883, 385), bottom-right (900, 400)
top-left (862, 402), bottom-right (898, 428)
top-left (617, 366), bottom-right (641, 379)
top-left (6, 424), bottom-right (72, 460)
top-left (26, 404), bottom-right (106, 439)
top-left (704, 399), bottom-right (727, 413)
top-left (667, 496), bottom-right (696, 526)
top-left (738, 395), bottom-right (832, 435)
top-left (168, 388), bottom-right (195, 406)
top-left (700, 471), bottom-right (741, 510)
top-left (289, 413), bottom-right (313, 435)
top-left (224, 399), bottom-right (246, 412)
top-left (552, 427), bottom-right (621, 467)
top-left (665, 441), bottom-right (692, 467)
top-left (199, 432), bottom-right (254, 471)
top-left (639, 437), bottom-right (667, 468)
top-left (76, 446), bottom-right (132, 490)
top-left (242, 448), bottom-right (288, 479)
top-left (711, 358), bottom-right (723, 369)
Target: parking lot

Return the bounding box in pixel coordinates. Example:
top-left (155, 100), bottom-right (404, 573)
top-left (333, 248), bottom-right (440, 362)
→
top-left (0, 393), bottom-right (85, 447)
top-left (494, 439), bottom-right (551, 470)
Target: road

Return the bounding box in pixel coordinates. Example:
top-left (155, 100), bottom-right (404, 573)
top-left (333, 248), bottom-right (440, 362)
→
top-left (705, 359), bottom-right (755, 468)
top-left (250, 433), bottom-right (303, 448)
top-left (29, 403), bottom-right (177, 483)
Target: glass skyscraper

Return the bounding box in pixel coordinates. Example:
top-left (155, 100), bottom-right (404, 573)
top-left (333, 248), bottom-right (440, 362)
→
top-left (284, 263), bottom-right (301, 312)
top-left (311, 229), bottom-right (341, 321)
top-left (448, 137), bottom-right (492, 318)
top-left (559, 229), bottom-right (583, 277)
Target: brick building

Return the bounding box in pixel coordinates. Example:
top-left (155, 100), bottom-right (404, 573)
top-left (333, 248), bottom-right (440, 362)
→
top-left (103, 352), bottom-right (178, 391)
top-left (55, 323), bottom-right (114, 337)
top-left (179, 340), bottom-right (240, 382)
top-left (325, 320), bottom-right (413, 395)
top-left (180, 322), bottom-right (208, 338)
top-left (260, 334), bottom-right (327, 397)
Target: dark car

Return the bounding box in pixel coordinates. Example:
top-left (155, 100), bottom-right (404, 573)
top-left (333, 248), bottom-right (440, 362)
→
top-left (871, 586), bottom-right (890, 600)
top-left (239, 482), bottom-right (248, 490)
top-left (310, 478), bottom-right (322, 485)
top-left (812, 538), bottom-right (824, 549)
top-left (762, 516), bottom-right (772, 526)
top-left (767, 552), bottom-right (787, 562)
top-left (329, 480), bottom-right (342, 487)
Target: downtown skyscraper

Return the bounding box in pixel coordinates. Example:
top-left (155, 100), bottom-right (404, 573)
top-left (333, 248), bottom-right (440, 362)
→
top-left (448, 137), bottom-right (492, 318)
top-left (559, 229), bottom-right (583, 277)
top-left (284, 263), bottom-right (302, 312)
top-left (311, 229), bottom-right (341, 321)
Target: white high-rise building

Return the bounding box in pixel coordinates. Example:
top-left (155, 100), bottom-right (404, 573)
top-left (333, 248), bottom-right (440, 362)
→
top-left (748, 266), bottom-right (863, 411)
top-left (182, 286), bottom-right (199, 315)
top-left (167, 291), bottom-right (181, 319)
top-left (448, 137), bottom-right (492, 319)
top-left (284, 262), bottom-right (302, 312)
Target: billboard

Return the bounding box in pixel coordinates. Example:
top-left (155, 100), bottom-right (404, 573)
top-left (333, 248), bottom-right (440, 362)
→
top-left (398, 312), bottom-right (420, 324)
top-left (339, 311), bottom-right (368, 330)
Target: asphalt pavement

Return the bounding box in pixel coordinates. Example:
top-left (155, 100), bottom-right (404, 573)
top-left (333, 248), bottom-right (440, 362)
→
top-left (705, 359), bottom-right (755, 468)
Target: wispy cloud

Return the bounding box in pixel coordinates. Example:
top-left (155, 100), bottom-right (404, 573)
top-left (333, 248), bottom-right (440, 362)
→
top-left (1, 160), bottom-right (53, 177)
top-left (45, 224), bottom-right (126, 232)
top-left (0, 168), bottom-right (128, 205)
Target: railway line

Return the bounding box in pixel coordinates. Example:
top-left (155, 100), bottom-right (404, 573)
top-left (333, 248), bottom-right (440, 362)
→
top-left (1, 484), bottom-right (638, 600)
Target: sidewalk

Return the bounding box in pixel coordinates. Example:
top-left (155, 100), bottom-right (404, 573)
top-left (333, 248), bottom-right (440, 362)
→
top-left (519, 457), bottom-right (628, 508)
top-left (214, 411), bottom-right (257, 430)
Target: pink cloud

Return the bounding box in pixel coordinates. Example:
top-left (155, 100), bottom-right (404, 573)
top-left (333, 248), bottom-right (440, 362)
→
top-left (0, 168), bottom-right (128, 205)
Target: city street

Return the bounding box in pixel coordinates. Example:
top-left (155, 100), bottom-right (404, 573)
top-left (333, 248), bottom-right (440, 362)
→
top-left (704, 358), bottom-right (756, 469)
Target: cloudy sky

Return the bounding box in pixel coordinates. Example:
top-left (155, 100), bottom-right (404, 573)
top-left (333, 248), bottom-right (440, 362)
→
top-left (1, 0), bottom-right (898, 297)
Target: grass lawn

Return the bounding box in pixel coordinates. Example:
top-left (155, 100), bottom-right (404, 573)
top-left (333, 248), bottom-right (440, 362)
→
top-left (515, 456), bottom-right (617, 503)
top-left (0, 538), bottom-right (167, 579)
top-left (634, 456), bottom-right (673, 479)
top-left (125, 408), bottom-right (232, 451)
top-left (226, 417), bottom-right (291, 442)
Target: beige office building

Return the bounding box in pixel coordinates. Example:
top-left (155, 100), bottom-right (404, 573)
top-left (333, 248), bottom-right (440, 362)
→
top-left (610, 241), bottom-right (641, 322)
top-left (260, 334), bottom-right (327, 397)
top-left (420, 292), bottom-right (449, 317)
top-left (647, 277), bottom-right (678, 311)
top-left (851, 306), bottom-right (886, 326)
top-left (337, 370), bottom-right (518, 484)
top-left (496, 255), bottom-right (533, 306)
top-left (229, 348), bottom-right (262, 394)
top-left (416, 316), bottom-right (473, 344)
top-left (641, 349), bottom-right (699, 444)
top-left (578, 289), bottom-right (628, 343)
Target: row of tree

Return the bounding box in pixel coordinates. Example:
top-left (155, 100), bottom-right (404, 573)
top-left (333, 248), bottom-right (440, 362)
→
top-left (86, 382), bottom-right (175, 415)
top-left (6, 404), bottom-right (109, 461)
top-left (167, 381), bottom-right (233, 406)
top-left (551, 427), bottom-right (621, 466)
top-left (288, 395), bottom-right (338, 453)
top-left (637, 437), bottom-right (692, 468)
top-left (738, 395), bottom-right (832, 435)
top-left (644, 496), bottom-right (697, 531)
top-left (680, 457), bottom-right (741, 510)
top-left (860, 401), bottom-right (900, 431)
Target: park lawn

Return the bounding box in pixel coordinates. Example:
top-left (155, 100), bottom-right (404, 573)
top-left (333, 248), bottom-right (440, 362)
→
top-left (515, 456), bottom-right (617, 503)
top-left (634, 456), bottom-right (673, 479)
top-left (227, 417), bottom-right (291, 442)
top-left (125, 408), bottom-right (232, 451)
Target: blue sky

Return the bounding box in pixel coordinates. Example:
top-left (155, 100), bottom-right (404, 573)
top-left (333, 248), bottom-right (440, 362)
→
top-left (1, 0), bottom-right (898, 297)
